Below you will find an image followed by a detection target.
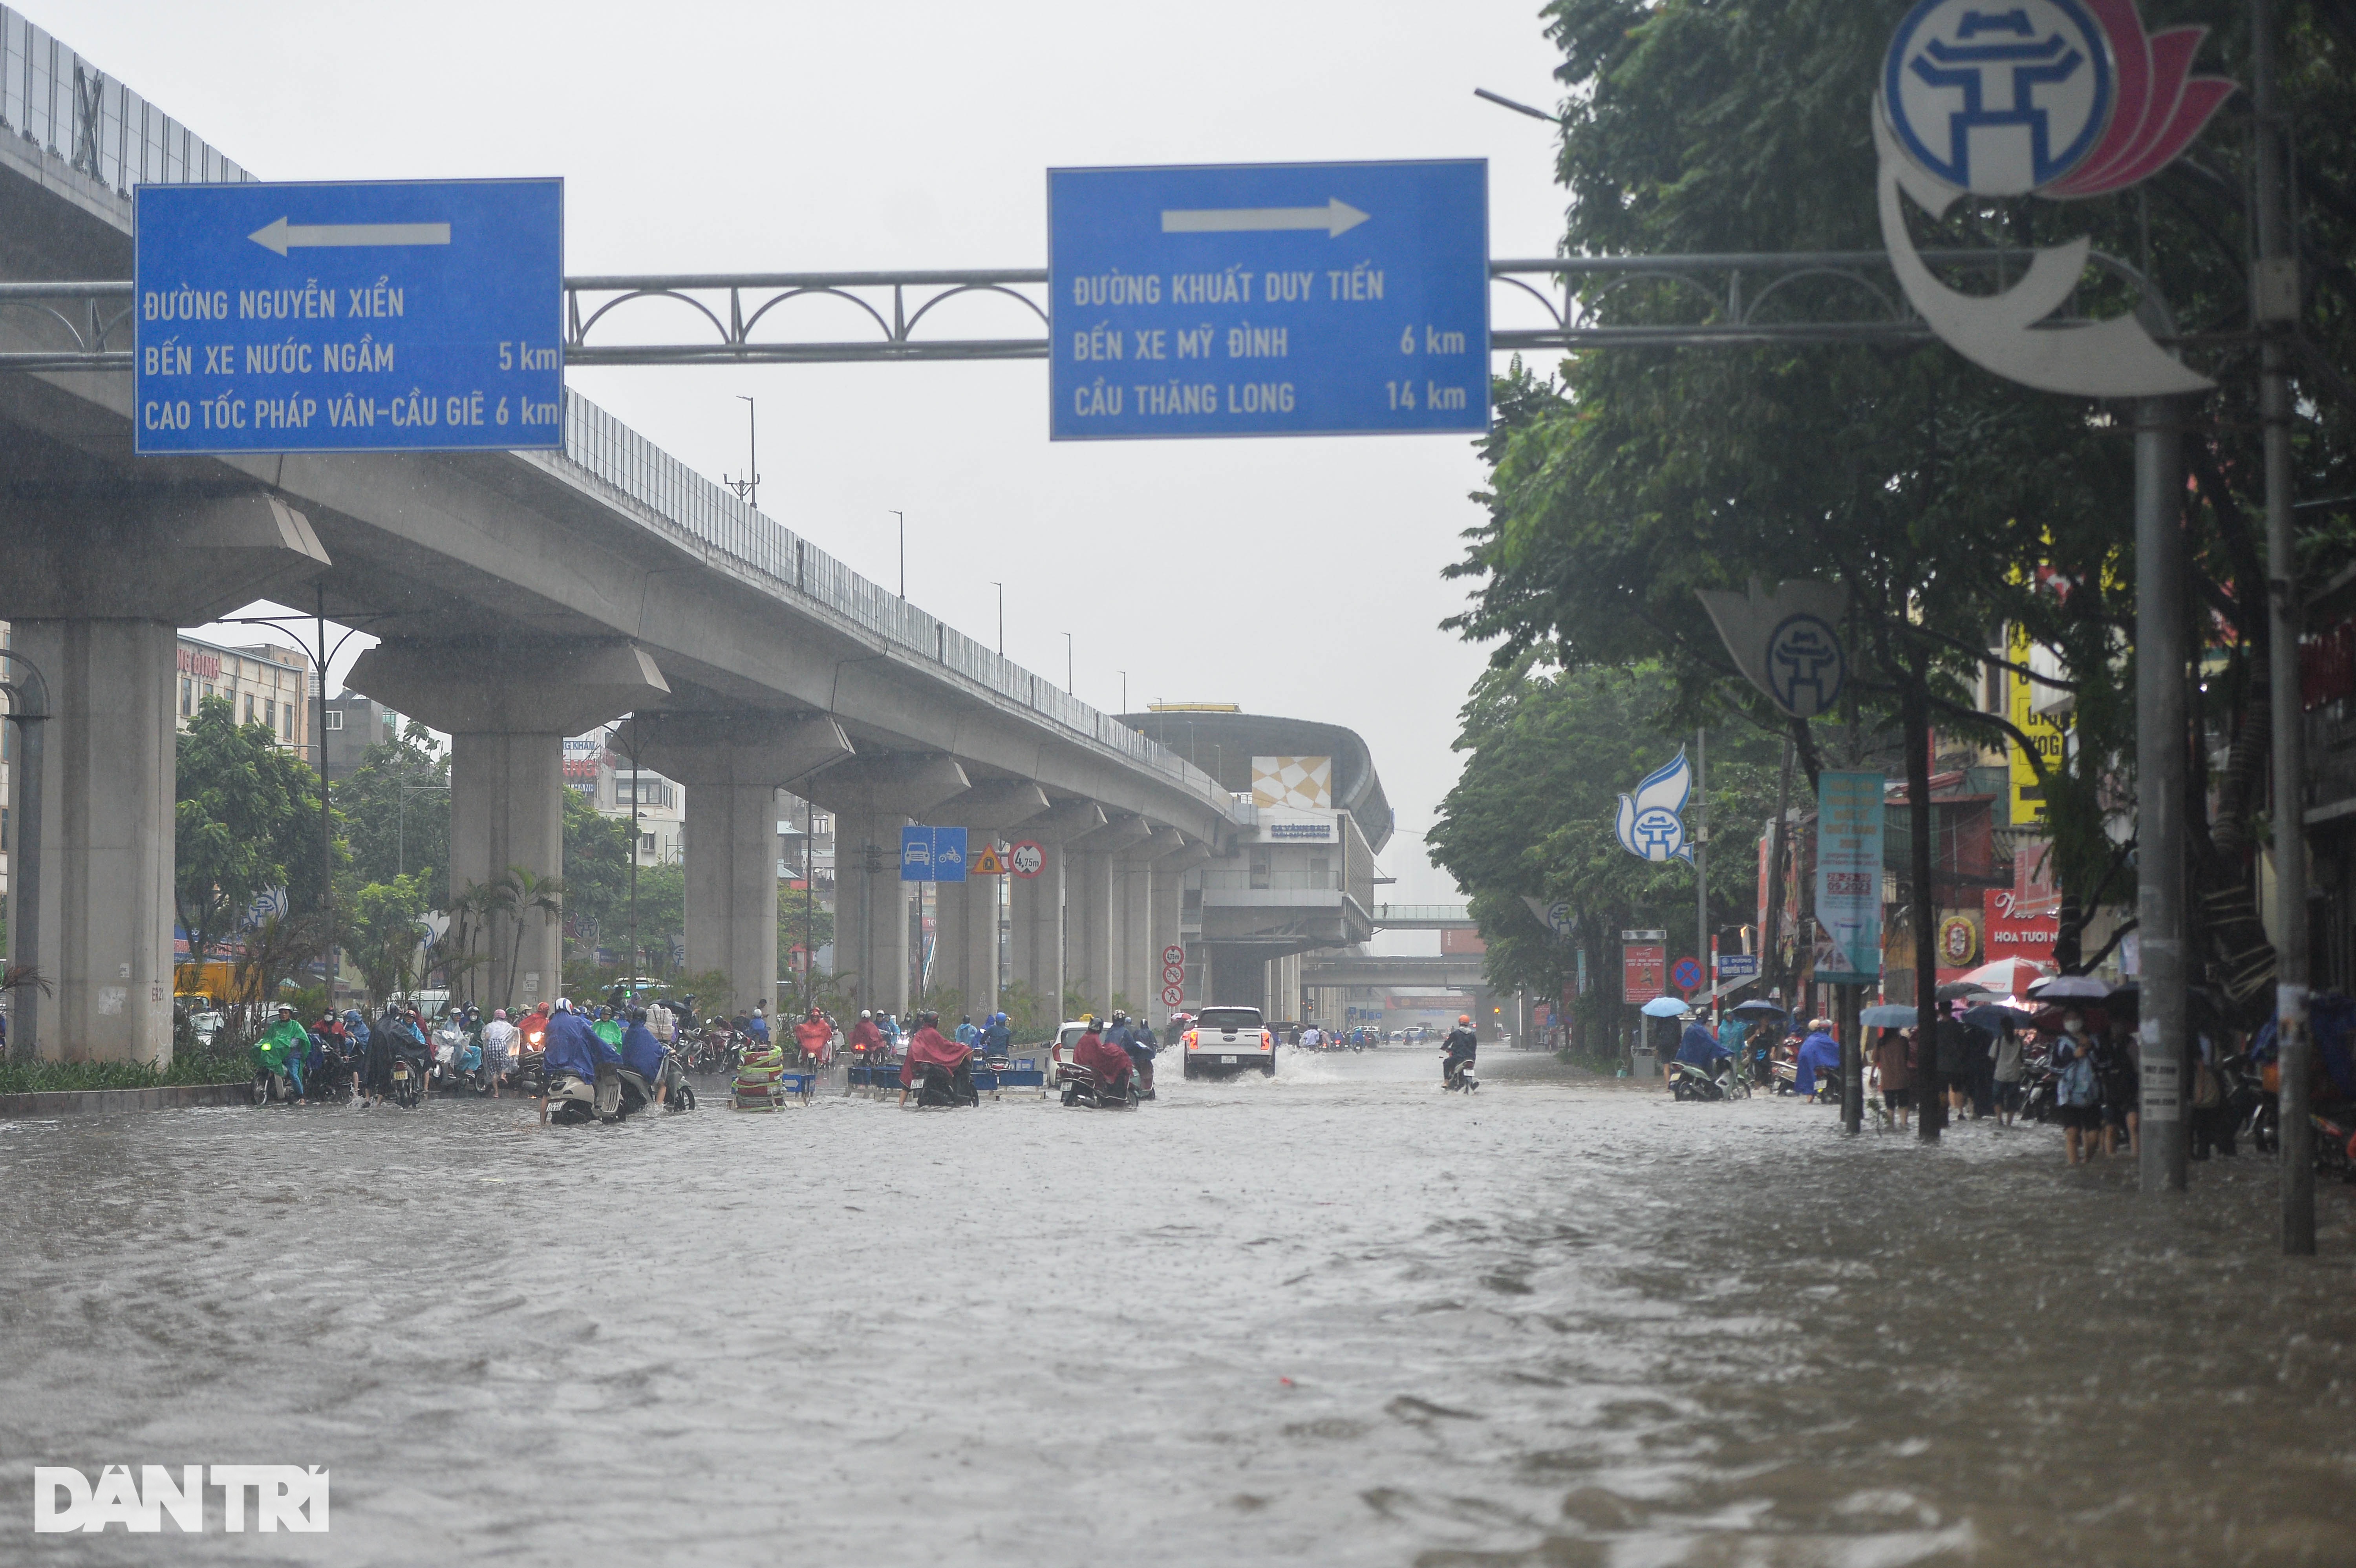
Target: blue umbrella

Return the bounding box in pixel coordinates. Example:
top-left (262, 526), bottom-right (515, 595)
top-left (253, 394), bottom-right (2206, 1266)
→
top-left (1860, 1004), bottom-right (1917, 1027)
top-left (1640, 996), bottom-right (1690, 1018)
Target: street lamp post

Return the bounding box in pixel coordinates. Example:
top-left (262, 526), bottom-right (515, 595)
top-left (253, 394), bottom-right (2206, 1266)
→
top-left (395, 779), bottom-right (450, 879)
top-left (724, 396), bottom-right (760, 510)
top-left (889, 510), bottom-right (905, 599)
top-left (1063, 632), bottom-right (1073, 695)
top-left (990, 581), bottom-right (1004, 656)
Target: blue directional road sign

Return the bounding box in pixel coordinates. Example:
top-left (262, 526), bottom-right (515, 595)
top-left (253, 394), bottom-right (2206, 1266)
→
top-left (1716, 954), bottom-right (1759, 979)
top-left (133, 178), bottom-right (562, 455)
top-left (901, 826), bottom-right (969, 883)
top-left (1048, 161), bottom-right (1487, 440)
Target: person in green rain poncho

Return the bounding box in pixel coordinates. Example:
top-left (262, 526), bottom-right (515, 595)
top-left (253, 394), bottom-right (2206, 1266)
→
top-left (252, 1002), bottom-right (312, 1100)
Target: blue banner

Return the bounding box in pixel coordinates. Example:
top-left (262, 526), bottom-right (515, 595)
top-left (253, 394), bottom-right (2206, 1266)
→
top-left (901, 826), bottom-right (969, 883)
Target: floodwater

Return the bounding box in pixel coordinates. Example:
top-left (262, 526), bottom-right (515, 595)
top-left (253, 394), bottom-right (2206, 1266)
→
top-left (4, 1048), bottom-right (2354, 1566)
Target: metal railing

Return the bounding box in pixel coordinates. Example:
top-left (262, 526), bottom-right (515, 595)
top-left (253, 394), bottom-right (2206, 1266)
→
top-left (0, 7), bottom-right (250, 196)
top-left (545, 390), bottom-right (1229, 813)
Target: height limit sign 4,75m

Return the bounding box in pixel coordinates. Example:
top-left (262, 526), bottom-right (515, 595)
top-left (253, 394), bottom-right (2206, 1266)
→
top-left (1048, 161), bottom-right (1487, 439)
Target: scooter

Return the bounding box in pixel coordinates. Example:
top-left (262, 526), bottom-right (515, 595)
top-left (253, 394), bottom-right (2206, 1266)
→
top-left (1670, 1058), bottom-right (1732, 1101)
top-left (1443, 1052), bottom-right (1479, 1092)
top-left (546, 1060), bottom-right (653, 1125)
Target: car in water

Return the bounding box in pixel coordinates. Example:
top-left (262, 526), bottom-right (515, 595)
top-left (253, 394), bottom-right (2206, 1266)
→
top-left (1181, 1005), bottom-right (1275, 1078)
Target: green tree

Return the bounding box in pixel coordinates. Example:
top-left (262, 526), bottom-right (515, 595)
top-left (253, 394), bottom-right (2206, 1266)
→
top-left (336, 720), bottom-right (450, 908)
top-left (1430, 661), bottom-right (1781, 1041)
top-left (175, 694), bottom-right (336, 981)
top-left (560, 787), bottom-right (634, 961)
top-left (777, 882), bottom-right (834, 976)
top-left (345, 873), bottom-right (431, 1005)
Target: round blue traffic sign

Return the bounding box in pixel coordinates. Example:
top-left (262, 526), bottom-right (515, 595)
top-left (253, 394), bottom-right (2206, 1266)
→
top-left (1671, 956), bottom-right (1705, 993)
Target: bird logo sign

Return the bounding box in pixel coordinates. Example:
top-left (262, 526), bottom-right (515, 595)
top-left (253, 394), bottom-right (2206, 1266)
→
top-left (1875, 0), bottom-right (2236, 397)
top-left (1613, 749), bottom-right (1694, 865)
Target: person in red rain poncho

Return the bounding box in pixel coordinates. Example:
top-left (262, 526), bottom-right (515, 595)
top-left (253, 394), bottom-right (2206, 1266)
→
top-left (849, 1010), bottom-right (885, 1061)
top-left (898, 1011), bottom-right (973, 1105)
top-left (793, 1007), bottom-right (834, 1068)
top-left (1071, 1016), bottom-right (1132, 1097)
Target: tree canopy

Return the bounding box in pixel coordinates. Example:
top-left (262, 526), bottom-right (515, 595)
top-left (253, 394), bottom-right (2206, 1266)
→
top-left (174, 694), bottom-right (335, 970)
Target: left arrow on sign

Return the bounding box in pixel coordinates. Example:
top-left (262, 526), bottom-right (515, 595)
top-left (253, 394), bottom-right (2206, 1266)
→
top-left (247, 217), bottom-right (452, 256)
top-left (1160, 197), bottom-right (1369, 238)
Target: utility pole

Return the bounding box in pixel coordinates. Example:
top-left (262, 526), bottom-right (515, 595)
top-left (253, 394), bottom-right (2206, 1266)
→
top-left (889, 510), bottom-right (905, 599)
top-left (2251, 0), bottom-right (2313, 1253)
top-left (316, 587), bottom-right (335, 1010)
top-left (2135, 395), bottom-right (2191, 1193)
top-left (1693, 728), bottom-right (1708, 1008)
top-left (627, 724), bottom-right (640, 993)
top-left (990, 581), bottom-right (1004, 656)
top-left (1063, 632), bottom-right (1074, 695)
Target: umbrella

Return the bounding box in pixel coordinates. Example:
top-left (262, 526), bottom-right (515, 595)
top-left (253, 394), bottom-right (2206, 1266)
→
top-left (1961, 1003), bottom-right (2022, 1035)
top-left (1935, 980), bottom-right (1997, 1003)
top-left (1730, 1000), bottom-right (1787, 1018)
top-left (1640, 996), bottom-right (1690, 1018)
top-left (1860, 1004), bottom-right (1919, 1027)
top-left (1960, 956), bottom-right (2048, 996)
top-left (2028, 974), bottom-right (2111, 1001)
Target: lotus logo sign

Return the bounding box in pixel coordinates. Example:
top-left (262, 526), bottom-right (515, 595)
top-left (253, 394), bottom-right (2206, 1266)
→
top-left (1875, 0), bottom-right (2236, 397)
top-left (1614, 749), bottom-right (1695, 865)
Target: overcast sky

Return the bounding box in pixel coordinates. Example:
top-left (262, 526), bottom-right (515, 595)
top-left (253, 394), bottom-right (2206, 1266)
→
top-left (51, 0), bottom-right (1573, 910)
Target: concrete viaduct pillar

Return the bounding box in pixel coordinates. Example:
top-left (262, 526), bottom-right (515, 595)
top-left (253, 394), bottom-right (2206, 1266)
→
top-left (1114, 828), bottom-right (1186, 1025)
top-left (347, 638), bottom-right (668, 1013)
top-left (0, 493), bottom-right (327, 1064)
top-left (1069, 813), bottom-right (1152, 1018)
top-left (931, 780), bottom-right (1050, 1024)
top-left (614, 712), bottom-right (852, 1018)
top-left (805, 755), bottom-right (968, 1020)
top-left (1006, 799), bottom-right (1102, 1029)
top-left (1146, 834), bottom-right (1209, 1025)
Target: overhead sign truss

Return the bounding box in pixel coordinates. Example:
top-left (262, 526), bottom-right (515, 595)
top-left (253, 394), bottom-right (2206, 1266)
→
top-left (0, 248), bottom-right (2190, 375)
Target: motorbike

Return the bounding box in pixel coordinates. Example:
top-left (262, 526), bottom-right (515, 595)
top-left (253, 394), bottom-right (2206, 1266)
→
top-left (1443, 1052), bottom-right (1479, 1093)
top-left (251, 1061), bottom-right (298, 1107)
top-left (430, 1029), bottom-right (491, 1096)
top-left (388, 1044), bottom-right (427, 1109)
top-left (1058, 1060), bottom-right (1139, 1110)
top-left (509, 1046), bottom-right (547, 1100)
top-left (1668, 1050), bottom-right (1743, 1097)
top-left (546, 1059), bottom-right (654, 1125)
top-left (302, 1041), bottom-right (356, 1105)
top-left (910, 1056), bottom-right (981, 1109)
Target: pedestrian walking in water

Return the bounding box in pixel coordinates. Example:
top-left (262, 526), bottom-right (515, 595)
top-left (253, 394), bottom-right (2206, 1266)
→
top-left (2096, 1014), bottom-right (2140, 1159)
top-left (1872, 1025), bottom-right (1915, 1131)
top-left (1990, 1018), bottom-right (2024, 1128)
top-left (1934, 1000), bottom-right (1979, 1123)
top-left (2052, 1008), bottom-right (2101, 1165)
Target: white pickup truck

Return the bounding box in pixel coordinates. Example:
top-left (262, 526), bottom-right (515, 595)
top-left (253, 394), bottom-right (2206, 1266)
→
top-left (1181, 1005), bottom-right (1275, 1078)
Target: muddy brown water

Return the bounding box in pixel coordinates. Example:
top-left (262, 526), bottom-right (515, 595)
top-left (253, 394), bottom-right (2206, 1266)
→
top-left (4, 1049), bottom-right (2351, 1564)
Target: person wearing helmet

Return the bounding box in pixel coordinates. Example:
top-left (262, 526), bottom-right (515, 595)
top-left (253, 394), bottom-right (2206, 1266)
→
top-left (850, 1008), bottom-right (885, 1065)
top-left (979, 1009), bottom-right (1012, 1058)
top-left (1442, 1014), bottom-right (1478, 1089)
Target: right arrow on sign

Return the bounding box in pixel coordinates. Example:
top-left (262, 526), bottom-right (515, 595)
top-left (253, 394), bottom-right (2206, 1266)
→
top-left (1160, 197), bottom-right (1369, 238)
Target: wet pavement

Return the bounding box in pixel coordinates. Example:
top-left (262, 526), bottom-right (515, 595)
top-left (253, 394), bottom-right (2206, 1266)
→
top-left (4, 1047), bottom-right (2354, 1565)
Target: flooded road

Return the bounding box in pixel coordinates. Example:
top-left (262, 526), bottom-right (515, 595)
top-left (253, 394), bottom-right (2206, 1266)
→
top-left (5, 1048), bottom-right (2354, 1565)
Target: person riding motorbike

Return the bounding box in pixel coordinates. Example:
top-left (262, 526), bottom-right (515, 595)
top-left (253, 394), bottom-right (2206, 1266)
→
top-left (1070, 1016), bottom-right (1134, 1098)
top-left (850, 1009), bottom-right (885, 1062)
top-left (252, 1003), bottom-right (310, 1102)
top-left (793, 1006), bottom-right (832, 1068)
top-left (1675, 1011), bottom-right (1732, 1078)
top-left (540, 1004), bottom-right (624, 1122)
top-left (619, 1005), bottom-right (675, 1107)
top-left (1441, 1014), bottom-right (1479, 1089)
top-left (979, 1011), bottom-right (1012, 1060)
top-left (1106, 1010), bottom-right (1158, 1098)
top-left (899, 1011), bottom-right (977, 1106)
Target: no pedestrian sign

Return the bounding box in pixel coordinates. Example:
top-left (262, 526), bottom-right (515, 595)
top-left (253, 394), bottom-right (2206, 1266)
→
top-left (133, 177), bottom-right (562, 455)
top-left (1048, 160), bottom-right (1488, 440)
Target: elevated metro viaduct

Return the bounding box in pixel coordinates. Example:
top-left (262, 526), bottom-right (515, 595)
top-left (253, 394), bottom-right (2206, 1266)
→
top-left (0, 29), bottom-right (1264, 1063)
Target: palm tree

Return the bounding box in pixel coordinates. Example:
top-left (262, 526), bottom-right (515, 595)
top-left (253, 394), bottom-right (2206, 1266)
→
top-left (502, 864), bottom-right (565, 1012)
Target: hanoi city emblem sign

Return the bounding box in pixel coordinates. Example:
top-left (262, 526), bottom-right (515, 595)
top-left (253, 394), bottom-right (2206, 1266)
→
top-left (1873, 0), bottom-right (2236, 397)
